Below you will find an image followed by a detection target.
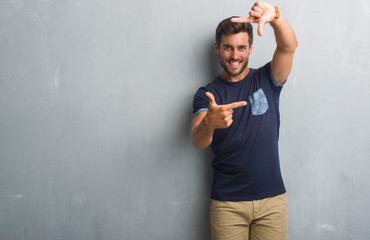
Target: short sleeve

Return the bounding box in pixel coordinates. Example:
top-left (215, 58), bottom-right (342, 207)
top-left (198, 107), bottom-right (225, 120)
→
top-left (257, 62), bottom-right (285, 96)
top-left (267, 62), bottom-right (287, 88)
top-left (192, 87), bottom-right (209, 117)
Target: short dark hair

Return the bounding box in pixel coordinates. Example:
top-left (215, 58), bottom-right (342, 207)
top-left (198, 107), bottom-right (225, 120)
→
top-left (215, 17), bottom-right (253, 47)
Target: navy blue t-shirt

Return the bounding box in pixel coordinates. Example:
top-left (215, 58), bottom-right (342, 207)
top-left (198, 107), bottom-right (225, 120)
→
top-left (192, 62), bottom-right (286, 201)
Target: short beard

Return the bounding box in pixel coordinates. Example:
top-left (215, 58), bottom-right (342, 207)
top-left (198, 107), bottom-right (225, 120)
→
top-left (219, 56), bottom-right (249, 76)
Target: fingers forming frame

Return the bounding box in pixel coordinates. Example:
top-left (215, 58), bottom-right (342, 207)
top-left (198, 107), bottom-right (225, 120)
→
top-left (253, 1), bottom-right (265, 9)
top-left (250, 4), bottom-right (265, 18)
top-left (249, 10), bottom-right (262, 18)
top-left (231, 17), bottom-right (253, 23)
top-left (232, 1), bottom-right (271, 24)
top-left (251, 5), bottom-right (264, 14)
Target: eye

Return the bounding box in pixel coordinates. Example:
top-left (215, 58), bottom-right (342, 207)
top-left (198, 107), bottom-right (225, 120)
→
top-left (224, 46), bottom-right (231, 50)
top-left (239, 46), bottom-right (247, 51)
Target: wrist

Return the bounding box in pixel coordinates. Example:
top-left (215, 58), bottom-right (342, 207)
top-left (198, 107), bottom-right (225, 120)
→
top-left (270, 6), bottom-right (280, 23)
top-left (201, 116), bottom-right (215, 132)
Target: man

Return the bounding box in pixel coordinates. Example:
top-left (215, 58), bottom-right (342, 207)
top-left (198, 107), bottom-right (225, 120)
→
top-left (191, 2), bottom-right (298, 240)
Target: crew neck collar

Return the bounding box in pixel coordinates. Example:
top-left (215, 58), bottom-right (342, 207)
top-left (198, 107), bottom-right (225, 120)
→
top-left (218, 68), bottom-right (255, 85)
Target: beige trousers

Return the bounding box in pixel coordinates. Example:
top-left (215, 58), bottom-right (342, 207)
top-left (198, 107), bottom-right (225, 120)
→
top-left (210, 194), bottom-right (288, 240)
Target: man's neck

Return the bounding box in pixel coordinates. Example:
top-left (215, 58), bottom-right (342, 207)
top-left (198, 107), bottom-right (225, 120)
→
top-left (221, 67), bottom-right (250, 82)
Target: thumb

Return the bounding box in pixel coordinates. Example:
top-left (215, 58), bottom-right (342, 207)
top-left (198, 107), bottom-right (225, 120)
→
top-left (257, 21), bottom-right (265, 36)
top-left (205, 92), bottom-right (217, 106)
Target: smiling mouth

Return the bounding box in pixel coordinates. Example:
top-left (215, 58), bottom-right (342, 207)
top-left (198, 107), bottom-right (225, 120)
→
top-left (228, 60), bottom-right (242, 67)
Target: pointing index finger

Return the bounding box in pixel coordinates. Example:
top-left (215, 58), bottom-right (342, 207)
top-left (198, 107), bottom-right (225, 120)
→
top-left (224, 101), bottom-right (247, 110)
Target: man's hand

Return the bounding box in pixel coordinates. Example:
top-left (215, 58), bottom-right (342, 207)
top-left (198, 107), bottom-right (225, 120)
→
top-left (191, 92), bottom-right (247, 149)
top-left (231, 1), bottom-right (298, 84)
top-left (231, 1), bottom-right (276, 36)
top-left (203, 92), bottom-right (247, 130)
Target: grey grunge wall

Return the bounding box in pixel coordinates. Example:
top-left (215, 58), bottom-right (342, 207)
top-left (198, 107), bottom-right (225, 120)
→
top-left (0, 0), bottom-right (369, 239)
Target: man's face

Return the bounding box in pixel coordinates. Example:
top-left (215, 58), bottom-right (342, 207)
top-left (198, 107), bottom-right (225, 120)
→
top-left (215, 32), bottom-right (253, 80)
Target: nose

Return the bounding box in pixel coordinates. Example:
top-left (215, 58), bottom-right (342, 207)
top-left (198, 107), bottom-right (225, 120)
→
top-left (231, 49), bottom-right (239, 59)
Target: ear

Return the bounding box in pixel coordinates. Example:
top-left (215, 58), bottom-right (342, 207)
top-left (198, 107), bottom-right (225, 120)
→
top-left (214, 42), bottom-right (219, 54)
top-left (249, 44), bottom-right (253, 55)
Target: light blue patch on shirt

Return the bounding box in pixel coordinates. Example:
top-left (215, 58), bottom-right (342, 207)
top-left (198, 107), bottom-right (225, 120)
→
top-left (193, 108), bottom-right (208, 118)
top-left (249, 88), bottom-right (269, 115)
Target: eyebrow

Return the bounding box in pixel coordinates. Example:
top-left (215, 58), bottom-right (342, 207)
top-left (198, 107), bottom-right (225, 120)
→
top-left (223, 44), bottom-right (249, 48)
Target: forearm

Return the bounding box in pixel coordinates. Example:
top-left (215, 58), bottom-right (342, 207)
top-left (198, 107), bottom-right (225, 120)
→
top-left (191, 122), bottom-right (214, 150)
top-left (270, 15), bottom-right (298, 53)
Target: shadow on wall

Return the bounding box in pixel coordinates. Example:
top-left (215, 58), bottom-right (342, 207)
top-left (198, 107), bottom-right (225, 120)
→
top-left (177, 38), bottom-right (219, 148)
top-left (207, 40), bottom-right (221, 79)
top-left (176, 38), bottom-right (220, 239)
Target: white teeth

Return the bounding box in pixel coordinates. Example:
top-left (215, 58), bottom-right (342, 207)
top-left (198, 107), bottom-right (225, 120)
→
top-left (230, 62), bottom-right (239, 66)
